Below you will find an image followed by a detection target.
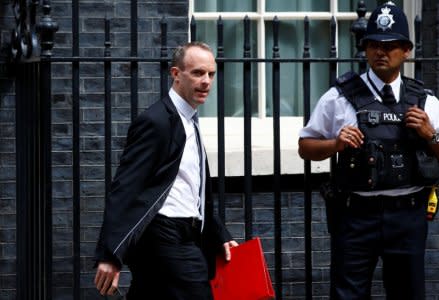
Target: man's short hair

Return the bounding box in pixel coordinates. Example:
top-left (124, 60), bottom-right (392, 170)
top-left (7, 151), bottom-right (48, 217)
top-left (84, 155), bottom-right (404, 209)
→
top-left (171, 42), bottom-right (214, 70)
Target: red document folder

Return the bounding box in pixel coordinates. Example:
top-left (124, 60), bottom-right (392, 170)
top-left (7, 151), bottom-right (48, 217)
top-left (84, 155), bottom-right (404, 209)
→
top-left (210, 237), bottom-right (275, 300)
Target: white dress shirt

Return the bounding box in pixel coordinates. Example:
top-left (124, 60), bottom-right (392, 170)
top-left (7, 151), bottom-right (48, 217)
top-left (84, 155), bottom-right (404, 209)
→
top-left (300, 69), bottom-right (439, 196)
top-left (158, 88), bottom-right (203, 219)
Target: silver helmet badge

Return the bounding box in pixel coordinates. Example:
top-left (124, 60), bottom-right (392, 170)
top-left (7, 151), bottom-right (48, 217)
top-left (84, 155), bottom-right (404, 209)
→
top-left (375, 6), bottom-right (395, 31)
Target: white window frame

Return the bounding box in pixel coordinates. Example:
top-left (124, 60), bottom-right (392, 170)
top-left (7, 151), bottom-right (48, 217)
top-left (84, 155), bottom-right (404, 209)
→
top-left (190, 0), bottom-right (420, 177)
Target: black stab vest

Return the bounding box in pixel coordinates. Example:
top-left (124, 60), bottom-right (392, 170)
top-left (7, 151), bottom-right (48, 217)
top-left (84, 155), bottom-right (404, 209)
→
top-left (334, 71), bottom-right (428, 191)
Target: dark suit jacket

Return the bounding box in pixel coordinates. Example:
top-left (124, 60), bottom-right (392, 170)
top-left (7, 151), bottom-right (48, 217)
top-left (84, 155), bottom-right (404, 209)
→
top-left (95, 95), bottom-right (232, 279)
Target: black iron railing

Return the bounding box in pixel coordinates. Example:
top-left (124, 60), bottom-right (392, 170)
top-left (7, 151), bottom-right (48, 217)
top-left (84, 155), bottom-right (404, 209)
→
top-left (5, 0), bottom-right (438, 299)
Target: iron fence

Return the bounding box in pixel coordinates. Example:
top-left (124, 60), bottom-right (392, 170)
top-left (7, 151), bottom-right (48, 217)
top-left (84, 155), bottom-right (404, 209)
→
top-left (4, 0), bottom-right (439, 299)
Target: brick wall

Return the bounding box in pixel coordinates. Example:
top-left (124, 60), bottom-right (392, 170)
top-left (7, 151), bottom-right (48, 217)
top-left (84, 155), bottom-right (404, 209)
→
top-left (0, 1), bottom-right (16, 299)
top-left (1, 1), bottom-right (439, 299)
top-left (422, 0), bottom-right (439, 94)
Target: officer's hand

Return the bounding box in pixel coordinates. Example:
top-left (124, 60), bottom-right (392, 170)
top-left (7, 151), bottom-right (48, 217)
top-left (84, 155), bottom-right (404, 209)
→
top-left (405, 105), bottom-right (435, 141)
top-left (94, 262), bottom-right (120, 296)
top-left (336, 126), bottom-right (364, 151)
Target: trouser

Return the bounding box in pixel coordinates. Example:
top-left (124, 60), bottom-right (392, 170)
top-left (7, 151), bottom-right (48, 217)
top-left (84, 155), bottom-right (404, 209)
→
top-left (330, 190), bottom-right (429, 300)
top-left (126, 214), bottom-right (212, 300)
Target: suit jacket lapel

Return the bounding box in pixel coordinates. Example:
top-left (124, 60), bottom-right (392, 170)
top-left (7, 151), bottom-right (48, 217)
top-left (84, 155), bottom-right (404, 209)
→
top-left (162, 95), bottom-right (186, 150)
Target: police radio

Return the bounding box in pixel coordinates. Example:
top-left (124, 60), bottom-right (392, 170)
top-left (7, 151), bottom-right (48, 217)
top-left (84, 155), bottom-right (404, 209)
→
top-left (427, 186), bottom-right (438, 221)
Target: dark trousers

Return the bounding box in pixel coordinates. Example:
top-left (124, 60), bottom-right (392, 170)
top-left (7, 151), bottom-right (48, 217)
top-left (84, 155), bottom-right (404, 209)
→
top-left (330, 191), bottom-right (428, 300)
top-left (126, 214), bottom-right (213, 300)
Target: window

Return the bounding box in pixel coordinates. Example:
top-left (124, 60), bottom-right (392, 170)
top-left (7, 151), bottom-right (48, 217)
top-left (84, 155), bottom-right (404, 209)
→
top-left (190, 0), bottom-right (420, 175)
top-left (190, 0), bottom-right (418, 118)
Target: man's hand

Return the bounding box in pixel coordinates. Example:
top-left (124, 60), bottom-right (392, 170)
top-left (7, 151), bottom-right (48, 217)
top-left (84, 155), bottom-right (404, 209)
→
top-left (94, 262), bottom-right (120, 296)
top-left (223, 240), bottom-right (239, 261)
top-left (298, 126), bottom-right (364, 161)
top-left (405, 105), bottom-right (435, 141)
top-left (405, 105), bottom-right (439, 160)
top-left (336, 126), bottom-right (364, 151)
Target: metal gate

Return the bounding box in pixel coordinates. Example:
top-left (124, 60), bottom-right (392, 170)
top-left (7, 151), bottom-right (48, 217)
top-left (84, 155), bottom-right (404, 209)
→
top-left (8, 0), bottom-right (57, 298)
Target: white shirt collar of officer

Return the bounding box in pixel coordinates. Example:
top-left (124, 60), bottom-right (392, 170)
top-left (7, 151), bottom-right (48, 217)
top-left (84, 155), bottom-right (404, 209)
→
top-left (367, 68), bottom-right (401, 103)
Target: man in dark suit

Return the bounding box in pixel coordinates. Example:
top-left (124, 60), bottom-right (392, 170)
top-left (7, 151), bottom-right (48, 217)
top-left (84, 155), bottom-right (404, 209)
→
top-left (94, 42), bottom-right (238, 299)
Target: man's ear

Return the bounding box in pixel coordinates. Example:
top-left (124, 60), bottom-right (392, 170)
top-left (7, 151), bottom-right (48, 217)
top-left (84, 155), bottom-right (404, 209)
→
top-left (170, 66), bottom-right (179, 79)
top-left (403, 48), bottom-right (412, 59)
top-left (403, 44), bottom-right (412, 59)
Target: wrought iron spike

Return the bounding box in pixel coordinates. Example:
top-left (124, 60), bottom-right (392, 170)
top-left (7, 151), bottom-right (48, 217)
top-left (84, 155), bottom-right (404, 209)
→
top-left (37, 0), bottom-right (59, 57)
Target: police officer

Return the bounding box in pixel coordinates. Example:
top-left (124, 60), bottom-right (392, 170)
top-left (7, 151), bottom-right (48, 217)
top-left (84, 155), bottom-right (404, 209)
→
top-left (298, 2), bottom-right (439, 299)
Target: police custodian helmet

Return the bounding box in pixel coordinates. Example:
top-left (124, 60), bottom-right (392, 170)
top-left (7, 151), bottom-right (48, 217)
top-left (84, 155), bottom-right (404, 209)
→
top-left (361, 1), bottom-right (413, 49)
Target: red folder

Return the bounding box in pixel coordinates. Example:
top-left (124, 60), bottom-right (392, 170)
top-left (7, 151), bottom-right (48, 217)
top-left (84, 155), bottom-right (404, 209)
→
top-left (210, 237), bottom-right (275, 300)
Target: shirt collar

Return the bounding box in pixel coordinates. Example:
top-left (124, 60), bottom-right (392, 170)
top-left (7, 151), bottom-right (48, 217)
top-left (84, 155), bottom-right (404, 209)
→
top-left (169, 88), bottom-right (197, 121)
top-left (367, 69), bottom-right (402, 101)
top-left (368, 69), bottom-right (401, 92)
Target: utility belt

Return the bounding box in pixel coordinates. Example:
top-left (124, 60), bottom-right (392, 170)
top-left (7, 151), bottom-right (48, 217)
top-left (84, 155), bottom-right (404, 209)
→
top-left (341, 189), bottom-right (428, 213)
top-left (320, 182), bottom-right (429, 233)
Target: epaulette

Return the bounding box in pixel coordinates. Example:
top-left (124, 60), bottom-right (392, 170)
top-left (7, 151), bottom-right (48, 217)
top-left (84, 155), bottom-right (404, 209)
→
top-left (402, 75), bottom-right (424, 87)
top-left (335, 71), bottom-right (359, 86)
top-left (402, 76), bottom-right (427, 99)
top-left (403, 76), bottom-right (436, 96)
top-left (335, 71), bottom-right (372, 110)
top-left (425, 89), bottom-right (434, 96)
top-left (403, 77), bottom-right (434, 96)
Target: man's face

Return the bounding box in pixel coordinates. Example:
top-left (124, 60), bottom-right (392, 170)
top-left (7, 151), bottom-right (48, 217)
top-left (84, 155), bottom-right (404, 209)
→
top-left (365, 40), bottom-right (412, 82)
top-left (171, 47), bottom-right (216, 109)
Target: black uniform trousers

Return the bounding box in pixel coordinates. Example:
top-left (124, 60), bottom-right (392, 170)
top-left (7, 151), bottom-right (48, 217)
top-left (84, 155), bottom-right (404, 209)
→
top-left (330, 189), bottom-right (429, 300)
top-left (126, 214), bottom-right (213, 300)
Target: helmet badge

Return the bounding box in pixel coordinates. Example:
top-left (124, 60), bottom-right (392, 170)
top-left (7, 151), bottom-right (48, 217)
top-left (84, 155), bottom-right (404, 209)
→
top-left (375, 6), bottom-right (395, 31)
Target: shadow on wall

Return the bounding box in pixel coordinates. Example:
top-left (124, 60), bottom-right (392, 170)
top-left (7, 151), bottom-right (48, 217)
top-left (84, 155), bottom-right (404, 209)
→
top-left (0, 1), bottom-right (11, 59)
top-left (0, 1), bottom-right (16, 106)
top-left (0, 56), bottom-right (15, 109)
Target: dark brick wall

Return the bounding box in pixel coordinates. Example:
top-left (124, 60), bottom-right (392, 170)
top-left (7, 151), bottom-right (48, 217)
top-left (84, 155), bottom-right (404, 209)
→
top-left (0, 1), bottom-right (16, 299)
top-left (1, 1), bottom-right (439, 299)
top-left (422, 0), bottom-right (439, 94)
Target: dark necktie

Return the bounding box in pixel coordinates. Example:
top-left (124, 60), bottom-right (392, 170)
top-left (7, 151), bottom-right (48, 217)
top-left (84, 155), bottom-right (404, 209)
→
top-left (192, 112), bottom-right (205, 217)
top-left (381, 84), bottom-right (396, 104)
